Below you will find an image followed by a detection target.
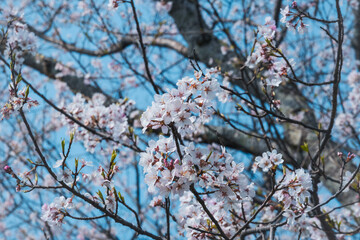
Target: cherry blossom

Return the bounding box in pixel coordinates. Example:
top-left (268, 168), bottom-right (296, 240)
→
top-left (41, 196), bottom-right (74, 227)
top-left (140, 136), bottom-right (254, 202)
top-left (253, 149), bottom-right (284, 172)
top-left (108, 0), bottom-right (121, 9)
top-left (1, 85), bottom-right (39, 120)
top-left (57, 168), bottom-right (73, 185)
top-left (274, 168), bottom-right (312, 210)
top-left (59, 93), bottom-right (132, 153)
top-left (245, 18), bottom-right (295, 87)
top-left (141, 69), bottom-right (227, 137)
top-left (280, 3), bottom-right (309, 34)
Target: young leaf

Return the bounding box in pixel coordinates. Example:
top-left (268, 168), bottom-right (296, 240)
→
top-left (61, 139), bottom-right (65, 155)
top-left (97, 190), bottom-right (105, 203)
top-left (301, 142), bottom-right (309, 153)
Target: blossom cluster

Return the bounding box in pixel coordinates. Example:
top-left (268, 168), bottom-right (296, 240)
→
top-left (245, 17), bottom-right (295, 87)
top-left (140, 136), bottom-right (254, 201)
top-left (4, 19), bottom-right (37, 71)
top-left (108, 0), bottom-right (121, 9)
top-left (254, 151), bottom-right (314, 237)
top-left (280, 4), bottom-right (309, 34)
top-left (141, 68), bottom-right (228, 137)
top-left (274, 168), bottom-right (312, 210)
top-left (41, 196), bottom-right (74, 227)
top-left (59, 93), bottom-right (132, 153)
top-left (1, 84), bottom-right (39, 120)
top-left (177, 192), bottom-right (253, 239)
top-left (253, 149), bottom-right (284, 172)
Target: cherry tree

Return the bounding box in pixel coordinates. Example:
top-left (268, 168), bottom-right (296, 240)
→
top-left (1, 0), bottom-right (360, 239)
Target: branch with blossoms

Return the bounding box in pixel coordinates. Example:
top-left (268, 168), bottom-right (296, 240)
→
top-left (0, 51), bottom-right (163, 239)
top-left (137, 67), bottom-right (353, 239)
top-left (2, 0), bottom-right (360, 239)
top-left (4, 49), bottom-right (360, 240)
top-left (5, 1), bottom-right (357, 206)
top-left (17, 107), bottom-right (163, 240)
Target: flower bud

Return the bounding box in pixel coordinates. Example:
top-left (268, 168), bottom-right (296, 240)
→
top-left (4, 165), bottom-right (12, 174)
top-left (347, 153), bottom-right (356, 162)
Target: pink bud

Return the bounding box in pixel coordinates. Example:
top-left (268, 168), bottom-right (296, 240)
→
top-left (4, 165), bottom-right (12, 174)
top-left (347, 153), bottom-right (356, 162)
